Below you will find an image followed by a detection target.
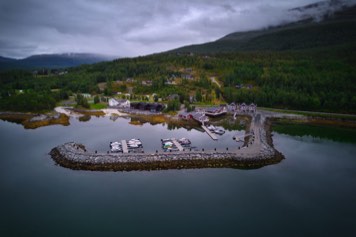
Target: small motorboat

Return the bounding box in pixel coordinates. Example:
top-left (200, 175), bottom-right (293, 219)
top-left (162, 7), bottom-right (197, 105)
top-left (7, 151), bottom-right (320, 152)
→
top-left (214, 128), bottom-right (225, 135)
top-left (207, 125), bottom-right (216, 131)
top-left (178, 138), bottom-right (191, 145)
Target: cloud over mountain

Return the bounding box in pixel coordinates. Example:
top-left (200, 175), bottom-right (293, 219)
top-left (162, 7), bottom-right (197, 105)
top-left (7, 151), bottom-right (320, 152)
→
top-left (0, 0), bottom-right (355, 58)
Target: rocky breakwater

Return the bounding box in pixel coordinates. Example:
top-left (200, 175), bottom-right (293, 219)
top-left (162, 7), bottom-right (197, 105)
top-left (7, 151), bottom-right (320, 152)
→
top-left (49, 113), bottom-right (284, 171)
top-left (50, 142), bottom-right (283, 172)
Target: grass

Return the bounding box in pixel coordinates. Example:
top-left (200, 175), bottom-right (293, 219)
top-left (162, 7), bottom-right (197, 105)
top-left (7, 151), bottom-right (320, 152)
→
top-left (260, 107), bottom-right (356, 121)
top-left (89, 103), bottom-right (107, 110)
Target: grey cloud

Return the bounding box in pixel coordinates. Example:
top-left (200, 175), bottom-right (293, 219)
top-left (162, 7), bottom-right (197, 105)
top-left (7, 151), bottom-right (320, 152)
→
top-left (0, 0), bottom-right (354, 58)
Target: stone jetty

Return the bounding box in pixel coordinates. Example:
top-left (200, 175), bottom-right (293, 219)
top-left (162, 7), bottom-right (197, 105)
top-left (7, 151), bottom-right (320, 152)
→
top-left (49, 113), bottom-right (285, 171)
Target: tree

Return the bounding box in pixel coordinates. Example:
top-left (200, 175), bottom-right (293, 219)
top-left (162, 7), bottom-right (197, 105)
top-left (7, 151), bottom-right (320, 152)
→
top-left (76, 94), bottom-right (90, 109)
top-left (195, 90), bottom-right (202, 102)
top-left (94, 95), bottom-right (100, 104)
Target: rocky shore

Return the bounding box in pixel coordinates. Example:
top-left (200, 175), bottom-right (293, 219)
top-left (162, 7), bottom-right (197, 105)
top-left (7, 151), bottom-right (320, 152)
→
top-left (0, 111), bottom-right (69, 129)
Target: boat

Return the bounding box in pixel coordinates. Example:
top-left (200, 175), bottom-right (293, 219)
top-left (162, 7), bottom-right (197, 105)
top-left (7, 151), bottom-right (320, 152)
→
top-left (214, 128), bottom-right (225, 135)
top-left (178, 138), bottom-right (191, 145)
top-left (207, 125), bottom-right (216, 131)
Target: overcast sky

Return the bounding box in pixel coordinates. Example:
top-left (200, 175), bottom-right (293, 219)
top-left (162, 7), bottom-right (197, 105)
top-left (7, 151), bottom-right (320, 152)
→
top-left (0, 0), bottom-right (354, 58)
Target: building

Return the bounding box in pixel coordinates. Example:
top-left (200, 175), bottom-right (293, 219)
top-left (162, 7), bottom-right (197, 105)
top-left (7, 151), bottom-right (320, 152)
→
top-left (191, 112), bottom-right (209, 124)
top-left (227, 103), bottom-right (237, 112)
top-left (108, 98), bottom-right (130, 108)
top-left (141, 80), bottom-right (152, 86)
top-left (178, 112), bottom-right (193, 120)
top-left (204, 106), bottom-right (227, 117)
top-left (182, 74), bottom-right (194, 80)
top-left (130, 102), bottom-right (165, 112)
top-left (108, 98), bottom-right (119, 107)
top-left (167, 94), bottom-right (180, 101)
top-left (237, 103), bottom-right (257, 113)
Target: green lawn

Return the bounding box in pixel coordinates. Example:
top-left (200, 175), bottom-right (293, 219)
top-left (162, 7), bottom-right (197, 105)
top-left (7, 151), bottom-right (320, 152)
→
top-left (90, 103), bottom-right (107, 110)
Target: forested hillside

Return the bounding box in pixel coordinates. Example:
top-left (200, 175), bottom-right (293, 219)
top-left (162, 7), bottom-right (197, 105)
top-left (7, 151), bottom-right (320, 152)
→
top-left (0, 3), bottom-right (355, 113)
top-left (171, 5), bottom-right (356, 54)
top-left (1, 42), bottom-right (355, 113)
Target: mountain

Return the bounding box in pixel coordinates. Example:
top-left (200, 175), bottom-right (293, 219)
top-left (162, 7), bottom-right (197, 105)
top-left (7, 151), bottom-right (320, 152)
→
top-left (0, 56), bottom-right (16, 63)
top-left (170, 1), bottom-right (356, 54)
top-left (0, 53), bottom-right (117, 70)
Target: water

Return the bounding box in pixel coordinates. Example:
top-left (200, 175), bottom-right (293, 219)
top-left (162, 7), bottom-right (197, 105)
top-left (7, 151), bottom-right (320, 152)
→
top-left (0, 117), bottom-right (355, 237)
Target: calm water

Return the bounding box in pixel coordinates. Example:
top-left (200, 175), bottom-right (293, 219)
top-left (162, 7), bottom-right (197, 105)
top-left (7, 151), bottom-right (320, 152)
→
top-left (0, 117), bottom-right (355, 237)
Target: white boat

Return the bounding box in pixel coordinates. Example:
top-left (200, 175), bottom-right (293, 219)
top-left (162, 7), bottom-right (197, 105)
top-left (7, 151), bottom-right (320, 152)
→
top-left (214, 128), bottom-right (225, 135)
top-left (207, 125), bottom-right (216, 131)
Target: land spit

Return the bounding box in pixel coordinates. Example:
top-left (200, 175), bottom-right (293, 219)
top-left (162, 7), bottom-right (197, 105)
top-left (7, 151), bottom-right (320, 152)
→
top-left (50, 113), bottom-right (285, 171)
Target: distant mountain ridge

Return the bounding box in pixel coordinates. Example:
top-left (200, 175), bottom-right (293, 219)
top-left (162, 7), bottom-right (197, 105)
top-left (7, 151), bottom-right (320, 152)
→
top-left (170, 1), bottom-right (356, 54)
top-left (0, 53), bottom-right (117, 70)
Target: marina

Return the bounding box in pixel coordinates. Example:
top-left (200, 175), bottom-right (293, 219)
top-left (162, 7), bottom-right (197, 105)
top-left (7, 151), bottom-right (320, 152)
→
top-left (50, 111), bottom-right (285, 171)
top-left (110, 139), bottom-right (143, 153)
top-left (161, 138), bottom-right (193, 152)
top-left (202, 125), bottom-right (218, 140)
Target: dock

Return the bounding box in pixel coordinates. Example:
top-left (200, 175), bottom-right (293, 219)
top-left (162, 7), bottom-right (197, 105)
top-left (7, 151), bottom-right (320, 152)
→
top-left (171, 138), bottom-right (184, 151)
top-left (121, 140), bottom-right (128, 153)
top-left (201, 125), bottom-right (218, 140)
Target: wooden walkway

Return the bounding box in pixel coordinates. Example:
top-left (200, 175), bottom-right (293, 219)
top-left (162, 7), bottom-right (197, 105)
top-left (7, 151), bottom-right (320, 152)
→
top-left (121, 140), bottom-right (128, 153)
top-left (201, 125), bottom-right (218, 140)
top-left (171, 138), bottom-right (184, 151)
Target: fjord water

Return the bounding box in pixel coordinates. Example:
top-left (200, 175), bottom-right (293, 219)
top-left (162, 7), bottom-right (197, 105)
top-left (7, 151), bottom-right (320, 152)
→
top-left (0, 117), bottom-right (355, 237)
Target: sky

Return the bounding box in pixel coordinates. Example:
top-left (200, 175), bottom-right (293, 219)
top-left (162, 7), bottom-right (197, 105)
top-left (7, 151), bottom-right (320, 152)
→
top-left (0, 0), bottom-right (354, 58)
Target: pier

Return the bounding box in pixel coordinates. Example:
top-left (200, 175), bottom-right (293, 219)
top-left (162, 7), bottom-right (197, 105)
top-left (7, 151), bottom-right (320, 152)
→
top-left (121, 140), bottom-right (128, 153)
top-left (201, 125), bottom-right (218, 140)
top-left (171, 138), bottom-right (184, 151)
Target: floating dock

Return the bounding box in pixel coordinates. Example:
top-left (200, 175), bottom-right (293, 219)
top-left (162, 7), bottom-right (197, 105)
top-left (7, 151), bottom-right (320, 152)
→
top-left (171, 138), bottom-right (184, 151)
top-left (202, 125), bottom-right (218, 140)
top-left (121, 140), bottom-right (128, 153)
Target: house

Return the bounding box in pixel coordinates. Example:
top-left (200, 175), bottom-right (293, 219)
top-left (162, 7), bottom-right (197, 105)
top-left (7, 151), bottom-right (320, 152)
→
top-left (227, 103), bottom-right (236, 112)
top-left (167, 94), bottom-right (180, 101)
top-left (117, 99), bottom-right (130, 108)
top-left (184, 68), bottom-right (193, 73)
top-left (239, 103), bottom-right (247, 112)
top-left (191, 112), bottom-right (209, 124)
top-left (182, 74), bottom-right (194, 80)
top-left (165, 79), bottom-right (176, 85)
top-left (108, 98), bottom-right (130, 108)
top-left (249, 103), bottom-right (257, 113)
top-left (189, 95), bottom-right (196, 103)
top-left (142, 80), bottom-right (152, 86)
top-left (81, 93), bottom-right (91, 98)
top-left (108, 98), bottom-right (119, 107)
top-left (126, 78), bottom-right (135, 83)
top-left (178, 112), bottom-right (193, 120)
top-left (236, 102), bottom-right (257, 113)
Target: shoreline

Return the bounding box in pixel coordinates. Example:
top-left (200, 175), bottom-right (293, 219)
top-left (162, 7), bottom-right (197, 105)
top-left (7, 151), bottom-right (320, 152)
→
top-left (1, 106), bottom-right (355, 130)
